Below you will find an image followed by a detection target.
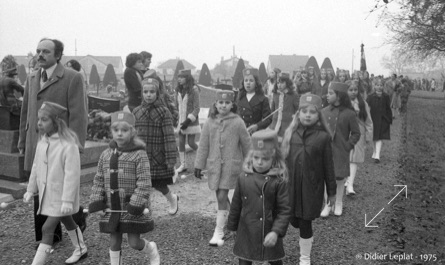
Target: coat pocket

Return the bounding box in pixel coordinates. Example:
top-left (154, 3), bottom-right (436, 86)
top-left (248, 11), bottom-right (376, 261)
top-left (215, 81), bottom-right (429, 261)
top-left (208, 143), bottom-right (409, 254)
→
top-left (230, 159), bottom-right (242, 176)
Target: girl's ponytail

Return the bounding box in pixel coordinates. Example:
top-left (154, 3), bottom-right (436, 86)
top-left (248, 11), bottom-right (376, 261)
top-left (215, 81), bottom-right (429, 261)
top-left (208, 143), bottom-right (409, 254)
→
top-left (281, 111), bottom-right (300, 158)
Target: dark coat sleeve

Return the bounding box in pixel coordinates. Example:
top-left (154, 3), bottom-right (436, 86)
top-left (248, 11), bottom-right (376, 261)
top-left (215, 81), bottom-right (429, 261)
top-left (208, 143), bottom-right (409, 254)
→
top-left (227, 176), bottom-right (243, 231)
top-left (18, 76), bottom-right (30, 150)
top-left (67, 72), bottom-right (88, 148)
top-left (271, 180), bottom-right (290, 237)
top-left (346, 111), bottom-right (361, 150)
top-left (124, 68), bottom-right (142, 93)
top-left (256, 97), bottom-right (272, 130)
top-left (322, 137), bottom-right (336, 197)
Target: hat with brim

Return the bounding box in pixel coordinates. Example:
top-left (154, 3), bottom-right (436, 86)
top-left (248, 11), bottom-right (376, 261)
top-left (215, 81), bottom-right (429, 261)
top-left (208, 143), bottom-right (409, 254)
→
top-left (279, 72), bottom-right (290, 79)
top-left (330, 81), bottom-right (349, 93)
top-left (111, 111), bottom-right (136, 126)
top-left (143, 69), bottom-right (157, 79)
top-left (40, 101), bottom-right (67, 117)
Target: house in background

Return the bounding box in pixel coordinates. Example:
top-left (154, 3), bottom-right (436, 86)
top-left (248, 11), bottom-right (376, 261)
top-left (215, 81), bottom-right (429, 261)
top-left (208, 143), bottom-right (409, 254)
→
top-left (267, 54), bottom-right (309, 76)
top-left (12, 55), bottom-right (124, 81)
top-left (155, 58), bottom-right (196, 81)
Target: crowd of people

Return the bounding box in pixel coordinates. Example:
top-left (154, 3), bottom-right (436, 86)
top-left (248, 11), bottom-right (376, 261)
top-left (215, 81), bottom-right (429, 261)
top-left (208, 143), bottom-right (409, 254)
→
top-left (2, 37), bottom-right (419, 265)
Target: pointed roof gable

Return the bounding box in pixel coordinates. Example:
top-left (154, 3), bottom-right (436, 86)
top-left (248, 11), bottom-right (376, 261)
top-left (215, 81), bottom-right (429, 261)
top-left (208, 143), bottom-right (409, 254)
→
top-left (157, 59), bottom-right (196, 70)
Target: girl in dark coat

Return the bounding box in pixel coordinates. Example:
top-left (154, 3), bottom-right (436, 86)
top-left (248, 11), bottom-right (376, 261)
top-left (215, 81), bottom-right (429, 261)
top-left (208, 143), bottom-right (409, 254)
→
top-left (366, 77), bottom-right (392, 163)
top-left (281, 94), bottom-right (336, 265)
top-left (228, 130), bottom-right (290, 265)
top-left (237, 68), bottom-right (272, 134)
top-left (268, 72), bottom-right (300, 141)
top-left (133, 78), bottom-right (179, 216)
top-left (89, 112), bottom-right (160, 265)
top-left (321, 82), bottom-right (360, 217)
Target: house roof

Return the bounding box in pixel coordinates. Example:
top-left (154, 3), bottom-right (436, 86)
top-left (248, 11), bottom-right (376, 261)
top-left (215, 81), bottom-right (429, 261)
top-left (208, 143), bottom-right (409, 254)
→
top-left (157, 59), bottom-right (196, 70)
top-left (268, 54), bottom-right (309, 73)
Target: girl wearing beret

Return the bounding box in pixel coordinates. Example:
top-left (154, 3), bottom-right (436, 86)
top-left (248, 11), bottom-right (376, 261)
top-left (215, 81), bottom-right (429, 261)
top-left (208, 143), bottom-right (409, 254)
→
top-left (237, 68), bottom-right (272, 134)
top-left (24, 102), bottom-right (87, 265)
top-left (321, 82), bottom-right (360, 217)
top-left (268, 72), bottom-right (300, 141)
top-left (175, 69), bottom-right (200, 174)
top-left (133, 78), bottom-right (179, 216)
top-left (195, 90), bottom-right (251, 247)
top-left (89, 112), bottom-right (160, 265)
top-left (282, 94), bottom-right (336, 265)
top-left (346, 80), bottom-right (373, 195)
top-left (228, 130), bottom-right (290, 265)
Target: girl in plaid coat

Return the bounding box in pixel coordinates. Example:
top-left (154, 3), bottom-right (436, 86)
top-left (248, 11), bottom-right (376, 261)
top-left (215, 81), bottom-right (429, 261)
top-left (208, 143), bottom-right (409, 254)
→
top-left (133, 78), bottom-right (179, 215)
top-left (89, 111), bottom-right (160, 265)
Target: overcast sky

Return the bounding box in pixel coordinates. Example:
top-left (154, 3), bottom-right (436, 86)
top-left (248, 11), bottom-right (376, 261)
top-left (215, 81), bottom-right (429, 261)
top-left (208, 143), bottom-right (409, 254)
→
top-left (0, 0), bottom-right (392, 75)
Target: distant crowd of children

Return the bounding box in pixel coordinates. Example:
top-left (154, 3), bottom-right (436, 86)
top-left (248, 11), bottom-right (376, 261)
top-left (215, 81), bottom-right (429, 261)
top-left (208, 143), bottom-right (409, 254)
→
top-left (25, 62), bottom-right (398, 265)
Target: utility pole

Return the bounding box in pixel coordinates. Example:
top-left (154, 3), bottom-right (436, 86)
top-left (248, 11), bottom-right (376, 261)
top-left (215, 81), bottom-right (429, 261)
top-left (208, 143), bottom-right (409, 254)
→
top-left (75, 39), bottom-right (77, 56)
top-left (351, 49), bottom-right (355, 73)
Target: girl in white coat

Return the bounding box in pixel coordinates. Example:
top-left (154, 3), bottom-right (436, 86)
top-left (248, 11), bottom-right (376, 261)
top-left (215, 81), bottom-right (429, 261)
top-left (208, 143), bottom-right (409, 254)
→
top-left (24, 101), bottom-right (87, 265)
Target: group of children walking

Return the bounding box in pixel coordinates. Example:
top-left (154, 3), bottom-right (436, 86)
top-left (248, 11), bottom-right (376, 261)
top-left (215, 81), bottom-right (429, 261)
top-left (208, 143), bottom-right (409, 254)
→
top-left (24, 67), bottom-right (393, 264)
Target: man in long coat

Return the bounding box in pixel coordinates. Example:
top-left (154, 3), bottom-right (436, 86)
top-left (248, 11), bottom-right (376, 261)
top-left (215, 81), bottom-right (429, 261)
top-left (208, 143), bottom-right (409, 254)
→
top-left (18, 38), bottom-right (87, 244)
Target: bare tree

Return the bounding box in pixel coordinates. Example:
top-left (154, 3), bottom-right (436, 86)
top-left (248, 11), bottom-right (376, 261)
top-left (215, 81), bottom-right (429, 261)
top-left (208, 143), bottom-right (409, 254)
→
top-left (376, 0), bottom-right (445, 57)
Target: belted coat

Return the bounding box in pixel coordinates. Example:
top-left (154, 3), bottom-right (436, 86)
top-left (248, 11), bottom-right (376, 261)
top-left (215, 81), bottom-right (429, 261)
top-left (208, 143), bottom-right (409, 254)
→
top-left (227, 168), bottom-right (290, 262)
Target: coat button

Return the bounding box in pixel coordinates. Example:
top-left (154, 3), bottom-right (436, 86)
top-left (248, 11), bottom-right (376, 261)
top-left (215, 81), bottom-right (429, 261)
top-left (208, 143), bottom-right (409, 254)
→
top-left (260, 195), bottom-right (263, 198)
top-left (260, 218), bottom-right (263, 221)
top-left (220, 145), bottom-right (224, 148)
top-left (44, 160), bottom-right (48, 164)
top-left (265, 177), bottom-right (269, 180)
top-left (244, 196), bottom-right (247, 199)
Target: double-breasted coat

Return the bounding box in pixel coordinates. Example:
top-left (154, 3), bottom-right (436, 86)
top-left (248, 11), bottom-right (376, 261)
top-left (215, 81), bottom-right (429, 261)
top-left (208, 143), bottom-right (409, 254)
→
top-left (26, 134), bottom-right (81, 217)
top-left (366, 92), bottom-right (392, 140)
top-left (89, 141), bottom-right (153, 234)
top-left (18, 64), bottom-right (87, 171)
top-left (268, 90), bottom-right (300, 139)
top-left (133, 99), bottom-right (178, 184)
top-left (286, 124), bottom-right (336, 221)
top-left (321, 106), bottom-right (360, 179)
top-left (227, 168), bottom-right (290, 262)
top-left (195, 112), bottom-right (251, 190)
top-left (236, 90), bottom-right (272, 130)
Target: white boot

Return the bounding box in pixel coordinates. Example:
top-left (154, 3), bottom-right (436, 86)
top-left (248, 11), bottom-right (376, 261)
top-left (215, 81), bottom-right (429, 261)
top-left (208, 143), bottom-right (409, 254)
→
top-left (346, 163), bottom-right (357, 195)
top-left (320, 186), bottom-right (331, 217)
top-left (334, 179), bottom-right (346, 216)
top-left (65, 226), bottom-right (88, 264)
top-left (209, 210), bottom-right (228, 246)
top-left (109, 249), bottom-right (122, 265)
top-left (31, 243), bottom-right (52, 265)
top-left (375, 140), bottom-right (382, 160)
top-left (142, 239), bottom-right (160, 265)
top-left (299, 237), bottom-right (313, 265)
top-left (165, 191), bottom-right (179, 215)
top-left (176, 152), bottom-right (186, 173)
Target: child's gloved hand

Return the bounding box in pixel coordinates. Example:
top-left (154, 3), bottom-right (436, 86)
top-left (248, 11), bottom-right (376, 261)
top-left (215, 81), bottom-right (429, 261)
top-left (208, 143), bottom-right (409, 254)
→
top-left (194, 168), bottom-right (202, 179)
top-left (23, 192), bottom-right (33, 203)
top-left (180, 118), bottom-right (192, 130)
top-left (263, 231), bottom-right (278, 247)
top-left (61, 202), bottom-right (73, 214)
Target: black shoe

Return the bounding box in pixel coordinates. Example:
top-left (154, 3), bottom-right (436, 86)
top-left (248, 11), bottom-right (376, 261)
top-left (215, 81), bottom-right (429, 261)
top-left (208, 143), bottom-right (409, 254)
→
top-left (374, 159), bottom-right (380, 164)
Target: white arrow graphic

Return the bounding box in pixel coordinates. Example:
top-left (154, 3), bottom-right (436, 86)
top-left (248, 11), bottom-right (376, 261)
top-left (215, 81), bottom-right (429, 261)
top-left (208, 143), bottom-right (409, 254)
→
top-left (365, 185), bottom-right (408, 228)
